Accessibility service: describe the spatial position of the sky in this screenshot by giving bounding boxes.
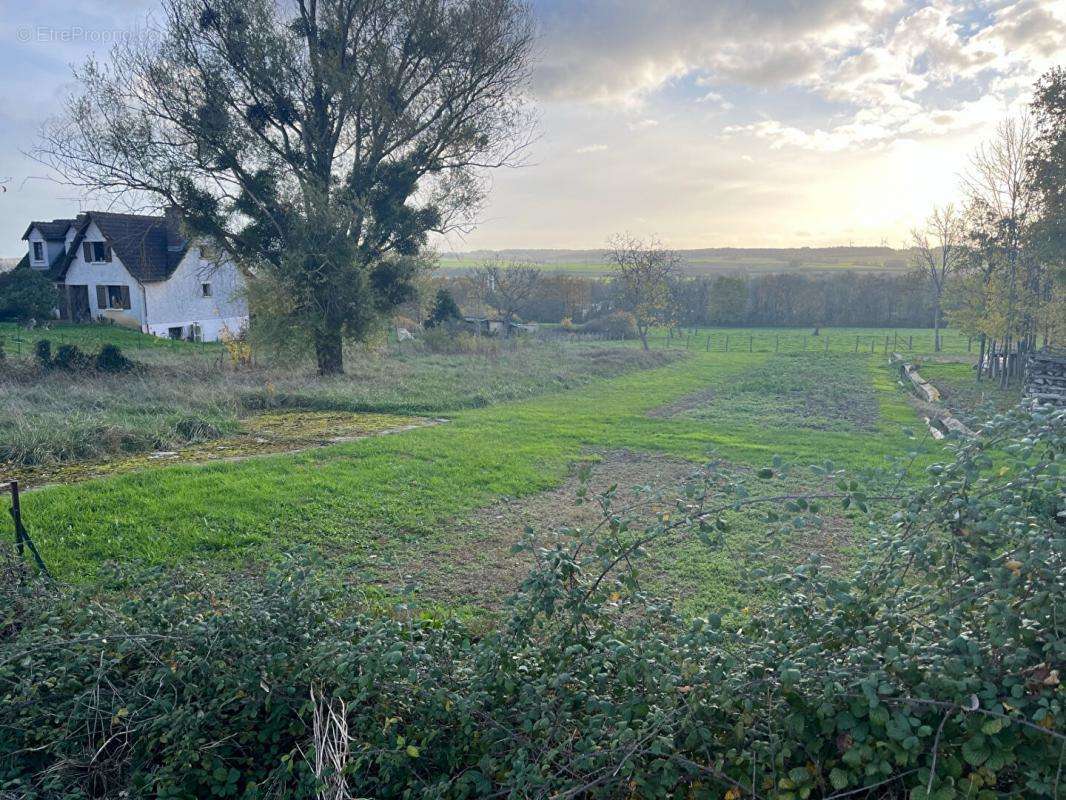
[1,0,1064,256]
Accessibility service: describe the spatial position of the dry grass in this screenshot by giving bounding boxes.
[0,337,676,471]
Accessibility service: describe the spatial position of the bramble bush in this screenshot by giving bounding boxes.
[0,407,1062,798]
[582,310,639,340]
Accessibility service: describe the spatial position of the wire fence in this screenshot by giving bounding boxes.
[0,322,978,372]
[533,327,976,357]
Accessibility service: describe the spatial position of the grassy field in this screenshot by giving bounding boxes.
[2,332,947,612]
[608,325,977,356]
[0,322,675,468]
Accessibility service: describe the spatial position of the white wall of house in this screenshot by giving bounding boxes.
[142,245,248,341]
[63,222,148,323]
[25,228,65,270]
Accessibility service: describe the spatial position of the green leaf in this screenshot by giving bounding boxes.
[829,768,849,791]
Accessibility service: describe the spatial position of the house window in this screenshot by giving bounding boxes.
[168,326,184,340]
[82,241,111,263]
[96,284,131,310]
[32,242,44,263]
[201,282,213,298]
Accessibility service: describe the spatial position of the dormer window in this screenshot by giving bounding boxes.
[83,241,111,263]
[32,242,44,263]
[201,282,213,297]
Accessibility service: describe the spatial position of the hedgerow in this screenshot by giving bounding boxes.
[0,407,1062,798]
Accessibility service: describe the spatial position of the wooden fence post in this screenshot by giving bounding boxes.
[9,480,24,560]
[705,335,711,351]
[4,480,51,578]
[749,335,753,353]
[854,337,859,353]
[725,335,729,352]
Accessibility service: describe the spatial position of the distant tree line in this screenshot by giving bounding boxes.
[406,269,939,331]
[671,271,936,328]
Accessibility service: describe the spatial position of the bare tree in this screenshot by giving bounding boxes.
[471,261,542,332]
[36,0,535,374]
[606,234,679,350]
[962,117,1038,386]
[911,205,963,352]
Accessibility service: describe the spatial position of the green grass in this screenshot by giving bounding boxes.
[665,351,879,432]
[0,321,222,364]
[7,350,938,590]
[0,322,961,616]
[1,325,674,468]
[629,326,977,356]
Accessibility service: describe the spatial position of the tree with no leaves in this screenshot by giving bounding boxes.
[911,205,963,352]
[607,235,679,351]
[961,117,1038,386]
[37,0,535,374]
[471,261,542,332]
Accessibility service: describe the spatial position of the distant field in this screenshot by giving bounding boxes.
[437,246,913,276]
[572,325,977,357]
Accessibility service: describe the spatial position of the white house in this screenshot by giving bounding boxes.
[19,209,248,342]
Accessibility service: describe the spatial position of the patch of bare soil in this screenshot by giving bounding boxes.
[383,451,861,614]
[388,450,700,611]
[646,387,717,418]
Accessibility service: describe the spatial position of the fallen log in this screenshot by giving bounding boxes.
[899,361,975,439]
[900,363,940,403]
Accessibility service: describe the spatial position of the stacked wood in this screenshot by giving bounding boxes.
[1025,353,1066,406]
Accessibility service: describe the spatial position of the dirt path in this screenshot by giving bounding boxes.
[381,450,699,610]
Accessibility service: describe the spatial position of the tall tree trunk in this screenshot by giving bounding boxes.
[933,301,941,353]
[639,327,649,351]
[976,334,986,382]
[1000,335,1012,389]
[314,328,344,376]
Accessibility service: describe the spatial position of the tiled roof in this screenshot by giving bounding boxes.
[21,219,76,241]
[51,211,189,283]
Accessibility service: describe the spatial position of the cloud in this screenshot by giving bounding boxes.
[627,119,659,131]
[705,0,1066,154]
[574,144,609,154]
[531,0,898,105]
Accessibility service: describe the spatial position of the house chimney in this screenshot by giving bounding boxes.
[164,206,186,250]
